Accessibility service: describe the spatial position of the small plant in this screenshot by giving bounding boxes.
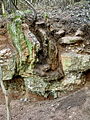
[43,12,49,21]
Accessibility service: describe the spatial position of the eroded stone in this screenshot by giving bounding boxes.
[24,76,50,97]
[60,36,83,44]
[61,52,90,74]
[0,27,17,80]
[75,29,84,36]
[54,29,65,38]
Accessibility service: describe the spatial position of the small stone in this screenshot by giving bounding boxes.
[23,98,28,102]
[72,112,76,115]
[82,44,85,47]
[60,36,83,44]
[54,29,65,38]
[35,21,46,28]
[51,104,54,107]
[67,106,71,110]
[20,98,24,101]
[50,28,56,34]
[61,72,85,87]
[20,97,29,102]
[75,29,84,36]
[69,116,72,119]
[36,21,45,25]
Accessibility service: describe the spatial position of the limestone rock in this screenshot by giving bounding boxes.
[24,76,50,97]
[24,70,63,97]
[60,73,85,89]
[0,6,90,98]
[0,47,16,80]
[8,16,40,77]
[36,21,46,28]
[54,29,65,38]
[61,52,90,74]
[48,72,85,94]
[75,29,84,36]
[0,29,17,80]
[60,36,83,44]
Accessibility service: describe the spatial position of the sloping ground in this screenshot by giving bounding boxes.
[0,82,90,120]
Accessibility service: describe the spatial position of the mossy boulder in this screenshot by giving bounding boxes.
[61,52,90,74]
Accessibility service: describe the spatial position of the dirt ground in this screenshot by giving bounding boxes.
[0,81,90,120]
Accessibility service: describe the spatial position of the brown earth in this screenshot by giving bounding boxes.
[0,81,90,120]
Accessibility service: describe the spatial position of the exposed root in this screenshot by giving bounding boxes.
[0,67,11,120]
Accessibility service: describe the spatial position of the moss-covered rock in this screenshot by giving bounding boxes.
[1,3,90,98]
[24,76,50,97]
[8,11,40,76]
[61,52,90,74]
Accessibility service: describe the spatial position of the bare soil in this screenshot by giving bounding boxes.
[0,82,90,120]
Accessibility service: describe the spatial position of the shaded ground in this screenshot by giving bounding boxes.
[0,82,90,120]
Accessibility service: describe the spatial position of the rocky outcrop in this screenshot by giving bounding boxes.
[61,52,90,74]
[0,2,90,98]
[0,19,17,80]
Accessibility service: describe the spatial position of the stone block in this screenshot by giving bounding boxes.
[60,36,83,44]
[61,52,90,74]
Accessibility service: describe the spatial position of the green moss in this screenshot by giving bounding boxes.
[7,10,36,74]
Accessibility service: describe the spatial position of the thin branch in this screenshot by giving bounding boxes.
[24,0,37,21]
[0,67,11,120]
[11,0,19,10]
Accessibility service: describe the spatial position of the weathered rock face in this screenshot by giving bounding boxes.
[0,1,90,98]
[61,52,90,74]
[60,52,90,90]
[0,11,63,97]
[0,19,17,80]
[24,76,50,97]
[25,1,90,97]
[7,11,40,77]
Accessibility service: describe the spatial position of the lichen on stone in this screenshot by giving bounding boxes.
[7,10,40,76]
